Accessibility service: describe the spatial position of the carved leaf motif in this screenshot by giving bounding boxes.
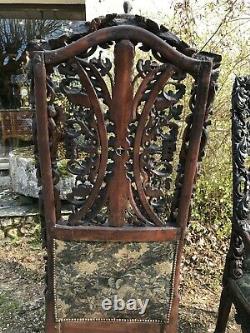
[44,39,214,227]
[229,76,250,279]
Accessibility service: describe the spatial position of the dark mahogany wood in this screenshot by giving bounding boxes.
[53,225,180,242]
[33,52,57,333]
[59,321,165,333]
[45,26,200,75]
[106,40,134,227]
[32,14,221,333]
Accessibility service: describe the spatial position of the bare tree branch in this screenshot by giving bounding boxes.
[199,0,239,52]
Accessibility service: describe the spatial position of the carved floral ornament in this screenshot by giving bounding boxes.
[229,76,250,280]
[32,14,221,228]
[232,76,250,228]
[31,13,223,333]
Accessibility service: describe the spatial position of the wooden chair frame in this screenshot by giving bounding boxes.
[215,76,250,333]
[32,15,221,333]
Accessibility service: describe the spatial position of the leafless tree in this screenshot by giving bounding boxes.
[0,19,66,108]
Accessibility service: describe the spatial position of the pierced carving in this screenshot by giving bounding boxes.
[229,76,250,280]
[49,46,198,227]
[33,15,221,229]
[42,14,221,69]
[32,15,222,333]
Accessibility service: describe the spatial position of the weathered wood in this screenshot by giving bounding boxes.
[59,321,163,333]
[106,40,134,227]
[33,51,57,333]
[53,225,180,242]
[33,14,221,333]
[215,76,250,333]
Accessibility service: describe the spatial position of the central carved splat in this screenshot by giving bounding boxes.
[107,40,134,227]
[55,39,187,227]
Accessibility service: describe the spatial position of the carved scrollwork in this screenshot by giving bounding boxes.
[50,42,197,227]
[232,76,250,224]
[132,66,186,225]
[32,15,221,228]
[169,78,198,223]
[229,76,250,280]
[42,14,221,70]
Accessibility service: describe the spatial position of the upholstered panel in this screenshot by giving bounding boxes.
[230,258,250,315]
[54,240,178,323]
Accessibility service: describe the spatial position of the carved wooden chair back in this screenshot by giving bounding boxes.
[215,76,250,333]
[32,15,220,333]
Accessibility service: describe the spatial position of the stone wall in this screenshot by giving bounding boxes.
[9,148,75,200]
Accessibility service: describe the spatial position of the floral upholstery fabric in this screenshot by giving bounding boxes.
[54,240,177,322]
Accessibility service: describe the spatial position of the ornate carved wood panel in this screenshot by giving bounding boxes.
[215,76,250,333]
[32,14,220,333]
[57,51,188,228]
[230,76,250,280]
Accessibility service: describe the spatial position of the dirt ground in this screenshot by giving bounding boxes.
[0,234,240,333]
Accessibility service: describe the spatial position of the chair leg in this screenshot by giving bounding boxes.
[235,306,250,333]
[164,292,179,333]
[214,287,232,333]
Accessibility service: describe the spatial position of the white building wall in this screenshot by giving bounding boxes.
[86,0,172,22]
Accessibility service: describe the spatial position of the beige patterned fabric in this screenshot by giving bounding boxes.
[54,240,177,323]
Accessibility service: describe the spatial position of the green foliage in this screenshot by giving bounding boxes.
[57,158,70,178]
[162,0,249,238]
[0,291,21,319]
[191,123,234,239]
[192,170,232,239]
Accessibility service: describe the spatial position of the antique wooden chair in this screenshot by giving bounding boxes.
[32,14,220,333]
[215,76,250,333]
[1,110,33,145]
